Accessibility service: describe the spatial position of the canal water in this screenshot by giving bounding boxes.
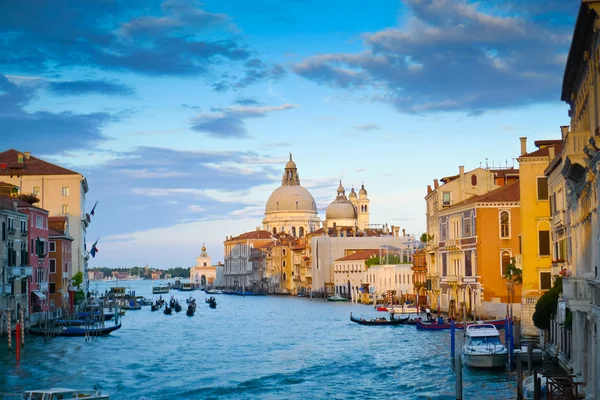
[0,280,517,399]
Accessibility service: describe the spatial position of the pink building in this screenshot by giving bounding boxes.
[16,201,50,314]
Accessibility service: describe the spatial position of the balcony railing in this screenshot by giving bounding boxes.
[40,282,48,292]
[443,275,459,283]
[20,229,28,237]
[552,210,565,227]
[8,266,33,277]
[0,284,12,295]
[7,226,16,234]
[563,277,591,305]
[549,318,572,361]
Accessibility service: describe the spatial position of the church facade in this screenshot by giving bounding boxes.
[190,244,216,287]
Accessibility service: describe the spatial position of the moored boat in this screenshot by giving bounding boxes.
[350,313,407,326]
[416,318,508,331]
[327,295,347,302]
[461,324,508,368]
[24,388,109,399]
[152,285,170,294]
[28,323,122,337]
[205,288,223,294]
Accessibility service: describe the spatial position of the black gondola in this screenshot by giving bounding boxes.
[174,303,182,313]
[208,301,217,309]
[164,306,172,315]
[28,323,122,337]
[186,306,195,316]
[350,313,408,326]
[151,304,160,312]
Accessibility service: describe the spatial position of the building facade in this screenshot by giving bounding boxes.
[190,244,216,287]
[223,230,275,292]
[333,249,379,301]
[365,263,414,300]
[48,216,73,310]
[0,150,89,292]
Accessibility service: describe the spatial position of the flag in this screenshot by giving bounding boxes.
[90,201,99,217]
[90,238,99,258]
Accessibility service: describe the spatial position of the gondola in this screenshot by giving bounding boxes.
[208,301,217,309]
[163,306,172,315]
[28,323,122,337]
[186,306,195,316]
[151,304,160,312]
[350,313,408,326]
[174,303,182,313]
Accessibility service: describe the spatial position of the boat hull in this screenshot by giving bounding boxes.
[416,319,508,331]
[462,352,507,368]
[350,316,408,326]
[29,323,122,337]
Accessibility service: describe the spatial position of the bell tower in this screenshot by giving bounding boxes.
[357,183,370,229]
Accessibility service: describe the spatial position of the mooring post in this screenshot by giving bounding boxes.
[527,343,533,375]
[533,370,540,400]
[508,319,514,369]
[7,311,11,350]
[450,319,455,362]
[15,322,20,362]
[517,359,523,399]
[455,353,463,400]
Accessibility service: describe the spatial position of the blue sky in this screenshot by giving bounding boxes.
[0,0,578,268]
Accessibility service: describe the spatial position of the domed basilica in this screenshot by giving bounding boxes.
[263,154,370,237]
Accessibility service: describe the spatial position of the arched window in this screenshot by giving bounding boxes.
[501,251,511,276]
[291,226,296,237]
[283,272,287,281]
[299,227,304,237]
[500,211,510,238]
[471,175,478,186]
[364,205,367,212]
[272,227,277,235]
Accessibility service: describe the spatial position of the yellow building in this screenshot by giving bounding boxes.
[517,137,562,336]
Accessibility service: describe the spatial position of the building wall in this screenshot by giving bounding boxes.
[476,206,522,304]
[5,174,87,284]
[20,206,49,314]
[262,210,321,237]
[365,264,414,298]
[333,259,368,300]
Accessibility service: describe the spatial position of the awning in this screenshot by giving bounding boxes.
[32,291,46,300]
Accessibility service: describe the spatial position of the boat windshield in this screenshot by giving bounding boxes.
[468,336,502,346]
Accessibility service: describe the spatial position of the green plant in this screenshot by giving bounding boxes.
[365,254,402,268]
[17,193,40,205]
[420,233,434,243]
[532,277,563,330]
[72,271,83,287]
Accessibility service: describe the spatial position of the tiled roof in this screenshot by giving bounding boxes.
[520,142,563,158]
[228,230,273,241]
[48,229,63,237]
[0,149,79,176]
[0,195,46,211]
[335,249,380,262]
[49,216,68,222]
[455,180,520,207]
[489,168,519,176]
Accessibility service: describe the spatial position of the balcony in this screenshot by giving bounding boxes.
[20,229,28,237]
[551,260,566,276]
[39,282,48,292]
[63,272,70,279]
[445,239,461,250]
[8,266,33,278]
[443,275,459,283]
[563,277,591,312]
[7,226,16,235]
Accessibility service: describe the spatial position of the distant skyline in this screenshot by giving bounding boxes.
[0,0,578,268]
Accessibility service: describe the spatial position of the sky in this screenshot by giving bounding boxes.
[0,0,579,269]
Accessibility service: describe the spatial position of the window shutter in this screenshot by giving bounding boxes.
[539,231,550,256]
[537,177,549,200]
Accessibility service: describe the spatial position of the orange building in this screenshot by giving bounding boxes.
[48,216,73,310]
[436,180,522,318]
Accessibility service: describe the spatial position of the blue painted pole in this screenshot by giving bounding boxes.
[451,319,455,360]
[504,318,509,346]
[509,318,514,368]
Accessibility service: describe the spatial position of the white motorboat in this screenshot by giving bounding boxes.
[327,295,347,302]
[24,388,109,399]
[461,323,508,368]
[205,288,223,294]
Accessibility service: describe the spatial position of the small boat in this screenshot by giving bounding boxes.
[152,285,170,294]
[180,282,194,291]
[151,304,160,312]
[205,288,223,295]
[138,297,153,306]
[24,388,109,399]
[461,324,508,368]
[28,324,122,337]
[186,296,195,304]
[174,303,182,313]
[327,295,347,302]
[163,306,172,315]
[350,313,407,326]
[416,318,508,331]
[209,301,217,309]
[186,306,195,316]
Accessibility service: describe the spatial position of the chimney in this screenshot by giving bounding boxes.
[459,166,465,177]
[427,185,432,194]
[520,137,527,156]
[433,179,439,189]
[24,152,30,160]
[17,153,24,163]
[560,126,569,140]
[548,145,555,160]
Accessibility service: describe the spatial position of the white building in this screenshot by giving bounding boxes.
[365,263,414,299]
[333,248,379,300]
[190,244,216,287]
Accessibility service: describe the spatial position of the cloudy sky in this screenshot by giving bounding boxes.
[0,0,578,268]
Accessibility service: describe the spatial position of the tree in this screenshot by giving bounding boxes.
[17,193,40,205]
[72,271,83,287]
[503,257,522,319]
[420,233,434,243]
[365,254,402,268]
[532,277,563,330]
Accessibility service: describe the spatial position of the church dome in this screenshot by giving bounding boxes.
[359,184,367,197]
[349,187,357,199]
[326,198,357,219]
[266,185,317,213]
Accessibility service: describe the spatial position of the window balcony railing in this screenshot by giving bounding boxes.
[7,226,16,234]
[563,277,591,304]
[9,266,33,277]
[20,229,28,237]
[0,284,12,295]
[552,210,565,227]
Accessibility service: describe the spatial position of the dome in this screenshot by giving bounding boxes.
[285,152,297,170]
[349,187,357,199]
[326,198,357,220]
[266,185,317,213]
[359,184,367,197]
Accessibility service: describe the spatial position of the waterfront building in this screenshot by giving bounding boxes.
[0,196,32,326]
[264,237,294,294]
[0,150,90,291]
[542,2,600,395]
[433,180,522,319]
[309,232,418,295]
[365,263,414,300]
[262,154,320,237]
[48,216,73,310]
[412,249,427,303]
[516,138,561,336]
[190,244,216,287]
[333,249,379,301]
[424,165,519,312]
[223,230,275,292]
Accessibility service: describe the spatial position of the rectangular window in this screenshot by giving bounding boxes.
[442,253,447,276]
[31,239,34,254]
[463,213,472,237]
[35,215,44,229]
[49,259,56,273]
[49,282,56,294]
[49,241,56,252]
[62,186,69,196]
[465,252,472,276]
[539,230,551,256]
[33,186,40,196]
[442,192,451,206]
[537,177,549,200]
[540,272,552,290]
[1,222,5,241]
[61,204,69,215]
